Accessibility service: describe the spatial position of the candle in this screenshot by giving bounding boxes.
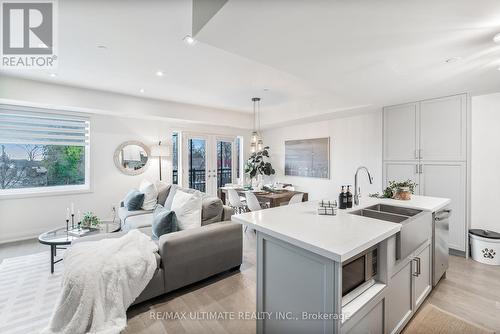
[71,203,75,215]
[66,208,70,220]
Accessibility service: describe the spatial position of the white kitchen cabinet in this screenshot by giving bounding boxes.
[344,299,384,334]
[383,103,419,161]
[384,161,467,252]
[383,94,469,254]
[421,163,467,252]
[386,241,433,334]
[383,162,420,194]
[412,243,432,310]
[386,261,413,334]
[419,94,467,162]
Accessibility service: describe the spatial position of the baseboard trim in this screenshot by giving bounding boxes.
[449,248,466,257]
[0,229,46,245]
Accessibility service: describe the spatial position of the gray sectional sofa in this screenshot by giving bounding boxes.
[118,185,232,232]
[73,183,243,305]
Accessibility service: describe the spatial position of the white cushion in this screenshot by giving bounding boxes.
[171,190,202,230]
[139,180,158,210]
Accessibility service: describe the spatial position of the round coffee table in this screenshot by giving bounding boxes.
[38,221,121,273]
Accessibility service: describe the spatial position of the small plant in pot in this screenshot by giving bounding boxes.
[244,146,276,189]
[81,212,101,229]
[385,180,417,200]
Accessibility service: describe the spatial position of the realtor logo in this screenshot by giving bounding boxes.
[1,0,57,68]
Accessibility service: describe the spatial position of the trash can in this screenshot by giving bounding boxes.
[469,229,500,265]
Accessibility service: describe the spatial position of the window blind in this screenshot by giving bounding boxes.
[0,104,90,146]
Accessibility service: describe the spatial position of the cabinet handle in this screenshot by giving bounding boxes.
[415,165,419,174]
[412,258,419,277]
[419,164,423,174]
[419,149,423,159]
[435,209,452,221]
[416,257,421,276]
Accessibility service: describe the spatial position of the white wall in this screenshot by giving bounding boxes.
[261,111,383,201]
[0,80,250,243]
[471,93,500,232]
[0,76,252,129]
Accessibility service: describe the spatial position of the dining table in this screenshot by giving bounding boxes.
[218,187,308,208]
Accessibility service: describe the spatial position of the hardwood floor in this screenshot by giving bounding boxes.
[0,238,46,262]
[422,255,500,332]
[1,232,499,333]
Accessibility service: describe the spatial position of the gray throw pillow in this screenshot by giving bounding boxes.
[124,190,144,211]
[152,205,178,239]
[201,197,223,225]
[156,181,172,206]
[164,184,179,210]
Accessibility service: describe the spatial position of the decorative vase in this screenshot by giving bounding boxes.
[394,186,412,200]
[251,176,262,191]
[257,174,264,190]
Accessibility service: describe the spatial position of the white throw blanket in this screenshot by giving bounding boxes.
[41,230,158,334]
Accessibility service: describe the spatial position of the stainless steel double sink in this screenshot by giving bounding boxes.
[350,204,431,260]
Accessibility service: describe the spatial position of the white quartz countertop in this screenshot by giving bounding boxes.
[231,195,450,262]
[360,195,450,213]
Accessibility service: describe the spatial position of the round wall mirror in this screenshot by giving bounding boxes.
[114,141,150,175]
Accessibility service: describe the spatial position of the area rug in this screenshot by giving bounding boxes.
[0,252,63,334]
[403,303,495,334]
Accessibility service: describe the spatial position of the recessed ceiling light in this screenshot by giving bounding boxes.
[497,66,500,71]
[493,33,500,43]
[49,73,57,77]
[155,70,164,77]
[445,57,461,63]
[139,88,145,93]
[183,35,195,45]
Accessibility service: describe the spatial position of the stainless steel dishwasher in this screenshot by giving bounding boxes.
[433,207,452,286]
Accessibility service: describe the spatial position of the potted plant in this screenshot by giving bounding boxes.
[81,212,101,229]
[385,180,417,200]
[244,146,276,190]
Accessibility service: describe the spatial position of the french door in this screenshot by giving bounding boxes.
[182,133,237,196]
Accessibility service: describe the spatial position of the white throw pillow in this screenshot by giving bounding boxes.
[139,180,158,210]
[171,190,202,230]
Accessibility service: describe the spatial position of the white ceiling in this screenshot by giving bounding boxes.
[3,0,500,127]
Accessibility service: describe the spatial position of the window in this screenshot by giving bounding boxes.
[0,105,90,196]
[217,140,232,188]
[172,132,179,184]
[188,138,206,192]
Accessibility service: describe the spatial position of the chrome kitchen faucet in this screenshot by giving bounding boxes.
[354,166,373,206]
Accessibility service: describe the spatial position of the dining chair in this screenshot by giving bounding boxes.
[245,192,265,232]
[288,193,304,205]
[246,192,263,212]
[227,188,247,214]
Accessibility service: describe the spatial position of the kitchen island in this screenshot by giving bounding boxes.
[232,195,450,334]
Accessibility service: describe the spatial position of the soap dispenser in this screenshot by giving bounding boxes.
[339,186,347,209]
[346,185,353,208]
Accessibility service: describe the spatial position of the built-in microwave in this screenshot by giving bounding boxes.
[341,245,378,306]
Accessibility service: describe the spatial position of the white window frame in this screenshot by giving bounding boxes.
[0,104,91,199]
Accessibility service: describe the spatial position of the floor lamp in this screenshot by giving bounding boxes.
[150,141,170,181]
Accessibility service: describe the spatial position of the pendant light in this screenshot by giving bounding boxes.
[251,97,264,153]
[251,97,261,153]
